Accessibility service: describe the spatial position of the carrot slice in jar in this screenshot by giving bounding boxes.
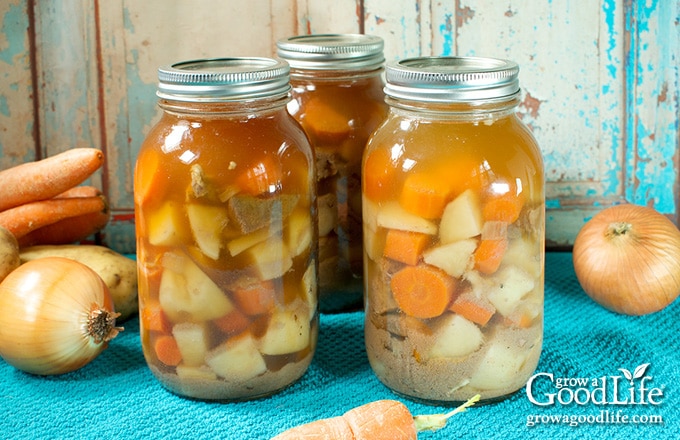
[364,147,399,202]
[398,172,451,219]
[383,229,431,266]
[390,264,455,319]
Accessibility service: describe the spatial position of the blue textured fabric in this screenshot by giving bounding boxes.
[1,252,678,439]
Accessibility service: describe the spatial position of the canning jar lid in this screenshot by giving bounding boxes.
[156,57,291,102]
[384,56,520,102]
[276,34,385,70]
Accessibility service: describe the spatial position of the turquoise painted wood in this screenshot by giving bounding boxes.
[1,0,678,253]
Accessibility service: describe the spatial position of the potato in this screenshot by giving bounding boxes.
[0,226,20,283]
[20,244,138,321]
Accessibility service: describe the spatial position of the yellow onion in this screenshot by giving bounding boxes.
[0,257,122,375]
[572,204,680,315]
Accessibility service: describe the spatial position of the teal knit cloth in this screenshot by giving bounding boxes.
[1,252,678,439]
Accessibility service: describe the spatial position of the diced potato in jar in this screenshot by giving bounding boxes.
[176,364,218,381]
[172,322,209,367]
[159,251,234,322]
[429,313,484,359]
[285,209,312,258]
[376,202,438,235]
[205,333,267,382]
[503,235,543,278]
[486,265,535,316]
[423,238,477,278]
[439,189,483,244]
[301,263,318,311]
[258,308,311,356]
[227,226,281,257]
[186,204,229,260]
[148,201,188,246]
[468,338,535,390]
[246,238,293,281]
[317,193,338,237]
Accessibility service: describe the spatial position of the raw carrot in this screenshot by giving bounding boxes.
[17,209,110,247]
[390,264,456,319]
[449,291,496,326]
[473,238,508,275]
[482,191,524,223]
[383,229,431,266]
[153,334,182,366]
[0,195,107,240]
[141,300,171,334]
[0,148,104,212]
[230,279,276,316]
[398,172,451,219]
[363,147,399,203]
[54,185,102,198]
[271,395,480,440]
[213,309,251,335]
[236,155,283,196]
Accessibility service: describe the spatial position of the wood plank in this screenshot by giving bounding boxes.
[0,0,38,168]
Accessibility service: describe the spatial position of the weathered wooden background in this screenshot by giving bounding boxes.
[1,0,678,254]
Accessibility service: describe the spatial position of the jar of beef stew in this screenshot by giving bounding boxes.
[277,34,388,311]
[134,58,317,400]
[362,56,544,404]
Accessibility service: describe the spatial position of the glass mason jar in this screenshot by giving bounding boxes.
[277,34,388,312]
[134,58,318,401]
[362,56,544,404]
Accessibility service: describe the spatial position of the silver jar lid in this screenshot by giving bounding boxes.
[384,56,520,102]
[156,57,291,102]
[276,34,385,70]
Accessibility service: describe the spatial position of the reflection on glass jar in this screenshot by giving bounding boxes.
[362,56,545,404]
[134,58,317,401]
[277,34,388,312]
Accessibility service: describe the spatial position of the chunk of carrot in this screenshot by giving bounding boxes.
[213,309,251,335]
[141,300,171,334]
[231,279,276,316]
[398,172,451,219]
[383,229,431,266]
[363,147,399,203]
[236,155,283,196]
[449,291,496,326]
[134,148,164,205]
[302,96,352,141]
[391,264,455,319]
[432,157,484,200]
[153,334,182,366]
[482,191,524,223]
[473,238,508,275]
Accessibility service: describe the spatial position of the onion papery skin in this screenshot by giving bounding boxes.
[572,204,680,315]
[0,257,120,375]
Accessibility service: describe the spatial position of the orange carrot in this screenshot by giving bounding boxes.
[0,195,107,240]
[363,147,399,203]
[432,157,483,199]
[449,291,496,326]
[54,185,102,199]
[271,395,480,440]
[213,309,251,335]
[383,229,431,266]
[482,191,524,223]
[231,279,276,316]
[473,238,508,275]
[399,172,451,219]
[17,209,110,247]
[141,300,171,334]
[0,148,104,212]
[302,96,352,141]
[153,334,182,366]
[390,264,456,319]
[134,148,163,205]
[236,156,283,196]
